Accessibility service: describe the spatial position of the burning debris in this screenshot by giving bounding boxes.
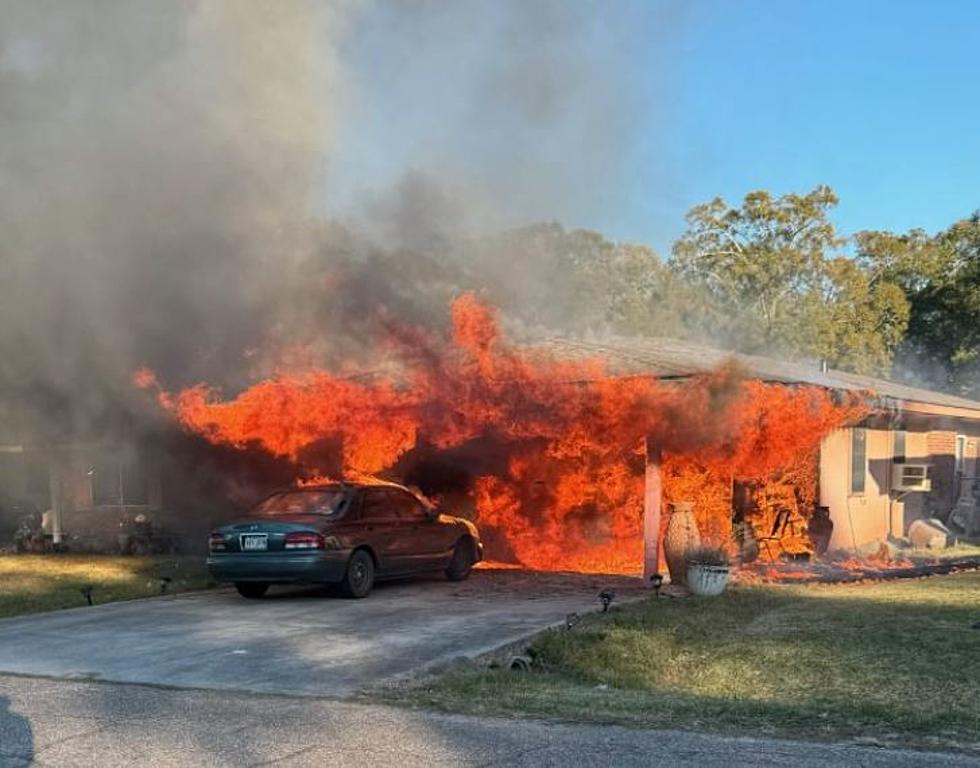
[138,295,867,574]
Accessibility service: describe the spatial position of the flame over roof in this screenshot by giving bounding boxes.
[535,336,980,420]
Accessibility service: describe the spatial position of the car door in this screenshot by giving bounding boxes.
[387,489,451,571]
[357,488,407,576]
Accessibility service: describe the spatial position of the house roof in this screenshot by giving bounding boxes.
[537,336,980,419]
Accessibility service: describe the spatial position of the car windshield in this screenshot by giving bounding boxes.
[253,490,349,517]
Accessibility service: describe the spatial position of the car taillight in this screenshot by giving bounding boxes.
[208,533,227,552]
[284,532,325,550]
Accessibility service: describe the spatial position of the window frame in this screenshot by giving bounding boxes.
[955,434,967,477]
[252,489,349,517]
[893,430,906,464]
[386,489,428,523]
[850,428,867,496]
[358,488,397,523]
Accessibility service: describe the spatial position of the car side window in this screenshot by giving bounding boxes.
[386,490,428,523]
[360,489,394,522]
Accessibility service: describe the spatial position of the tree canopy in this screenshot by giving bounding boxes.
[858,214,980,397]
[669,186,909,375]
[444,188,973,395]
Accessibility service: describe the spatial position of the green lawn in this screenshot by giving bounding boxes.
[0,554,212,618]
[909,542,980,562]
[385,571,980,754]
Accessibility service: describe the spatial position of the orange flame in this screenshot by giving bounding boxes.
[145,294,868,573]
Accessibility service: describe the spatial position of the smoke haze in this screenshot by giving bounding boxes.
[0,0,666,438]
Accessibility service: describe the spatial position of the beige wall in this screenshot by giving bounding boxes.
[820,425,980,551]
[820,428,917,551]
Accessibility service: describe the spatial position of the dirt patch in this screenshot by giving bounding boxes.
[458,566,648,600]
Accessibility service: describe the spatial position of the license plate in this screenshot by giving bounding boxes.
[240,534,268,551]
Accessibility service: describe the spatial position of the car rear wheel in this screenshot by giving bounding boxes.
[235,582,269,599]
[340,549,375,598]
[445,539,474,581]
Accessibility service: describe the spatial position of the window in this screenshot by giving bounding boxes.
[893,430,906,464]
[955,434,967,476]
[850,428,867,495]
[359,488,394,522]
[386,489,427,522]
[253,490,348,517]
[91,450,148,506]
[121,455,148,505]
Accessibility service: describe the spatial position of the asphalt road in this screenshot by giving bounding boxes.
[1,675,977,768]
[0,570,645,696]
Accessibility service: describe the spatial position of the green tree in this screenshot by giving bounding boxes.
[819,257,910,374]
[861,215,980,396]
[671,186,909,375]
[465,223,704,338]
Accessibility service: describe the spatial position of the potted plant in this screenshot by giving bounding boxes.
[686,545,731,596]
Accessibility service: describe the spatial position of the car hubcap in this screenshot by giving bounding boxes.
[352,561,367,586]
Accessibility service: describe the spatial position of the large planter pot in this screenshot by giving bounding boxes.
[663,501,701,587]
[687,563,731,596]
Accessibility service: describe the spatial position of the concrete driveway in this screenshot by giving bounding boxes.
[0,569,643,697]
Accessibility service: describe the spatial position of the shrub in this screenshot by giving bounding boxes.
[686,545,729,567]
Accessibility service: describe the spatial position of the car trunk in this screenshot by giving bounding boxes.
[218,516,329,552]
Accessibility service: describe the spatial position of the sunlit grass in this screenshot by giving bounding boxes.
[909,542,980,561]
[0,554,212,618]
[387,571,980,753]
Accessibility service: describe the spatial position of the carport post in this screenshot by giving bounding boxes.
[48,454,63,545]
[643,437,662,584]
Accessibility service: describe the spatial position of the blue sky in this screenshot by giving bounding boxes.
[329,1,980,256]
[624,0,980,253]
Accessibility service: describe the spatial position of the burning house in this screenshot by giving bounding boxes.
[541,336,980,563]
[5,2,973,579]
[121,295,976,574]
[4,296,977,570]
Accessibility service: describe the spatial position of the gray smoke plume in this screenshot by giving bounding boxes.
[0,0,336,435]
[334,1,654,248]
[0,0,667,439]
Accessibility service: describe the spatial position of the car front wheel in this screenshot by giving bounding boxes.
[235,582,269,599]
[340,549,375,598]
[445,539,474,581]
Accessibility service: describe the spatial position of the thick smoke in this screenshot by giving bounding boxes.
[0,0,335,438]
[0,0,663,440]
[335,1,652,248]
[0,1,685,553]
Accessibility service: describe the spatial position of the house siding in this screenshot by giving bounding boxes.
[821,428,897,550]
[821,425,980,551]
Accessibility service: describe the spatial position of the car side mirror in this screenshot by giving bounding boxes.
[425,506,439,521]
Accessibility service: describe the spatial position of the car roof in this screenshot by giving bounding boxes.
[287,481,418,496]
[259,482,435,511]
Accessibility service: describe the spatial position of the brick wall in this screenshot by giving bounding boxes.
[927,431,958,519]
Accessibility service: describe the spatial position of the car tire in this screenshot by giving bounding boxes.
[340,549,375,598]
[235,582,269,599]
[445,539,474,581]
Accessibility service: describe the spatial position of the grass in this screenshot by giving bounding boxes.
[385,571,980,754]
[908,542,980,562]
[0,554,212,618]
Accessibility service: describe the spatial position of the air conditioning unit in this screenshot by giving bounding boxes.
[892,463,932,492]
